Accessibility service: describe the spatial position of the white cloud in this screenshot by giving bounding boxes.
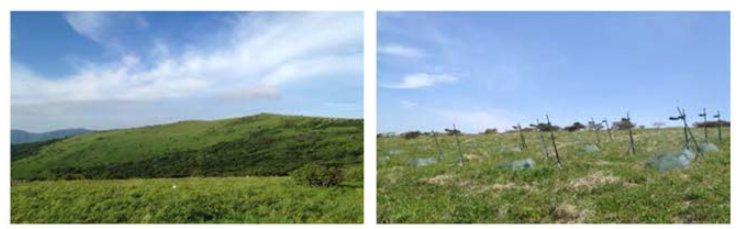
[64,12,148,50]
[378,44,425,58]
[382,73,457,89]
[13,12,363,106]
[222,84,280,100]
[399,100,417,109]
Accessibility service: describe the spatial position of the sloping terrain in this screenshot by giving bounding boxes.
[11,113,363,180]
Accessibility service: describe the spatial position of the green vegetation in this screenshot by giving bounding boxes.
[378,128,729,223]
[12,177,362,223]
[11,113,362,180]
[11,113,363,223]
[291,164,345,187]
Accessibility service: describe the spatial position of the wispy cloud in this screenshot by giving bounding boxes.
[64,12,148,51]
[382,73,457,89]
[378,44,425,58]
[14,12,362,105]
[399,100,417,109]
[221,84,280,100]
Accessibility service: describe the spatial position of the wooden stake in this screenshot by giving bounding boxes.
[699,108,708,143]
[432,130,443,161]
[536,119,550,160]
[625,112,637,155]
[453,123,464,167]
[714,111,722,142]
[603,118,613,141]
[517,123,527,150]
[671,107,703,159]
[680,108,703,158]
[546,114,562,170]
[591,117,601,145]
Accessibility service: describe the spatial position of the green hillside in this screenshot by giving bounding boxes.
[11,113,363,180]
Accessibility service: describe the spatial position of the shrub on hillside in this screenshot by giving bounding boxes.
[694,120,731,128]
[344,166,363,183]
[291,164,344,187]
[63,173,86,181]
[564,122,585,132]
[530,123,560,132]
[444,128,461,136]
[484,128,498,134]
[401,131,422,140]
[613,119,636,130]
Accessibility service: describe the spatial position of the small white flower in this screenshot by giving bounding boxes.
[172,185,177,189]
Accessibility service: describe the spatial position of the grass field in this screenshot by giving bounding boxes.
[377,127,730,223]
[11,113,363,223]
[12,177,362,223]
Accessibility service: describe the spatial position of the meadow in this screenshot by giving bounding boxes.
[11,113,363,223]
[377,127,730,223]
[12,176,362,223]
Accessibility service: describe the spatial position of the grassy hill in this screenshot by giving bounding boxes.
[378,127,729,223]
[11,113,363,180]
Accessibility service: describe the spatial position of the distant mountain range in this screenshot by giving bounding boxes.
[11,128,93,144]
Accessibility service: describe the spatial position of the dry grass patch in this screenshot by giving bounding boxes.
[554,202,591,223]
[424,174,456,185]
[565,171,620,191]
[464,154,484,162]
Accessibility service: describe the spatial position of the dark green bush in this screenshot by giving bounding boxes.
[63,173,86,180]
[344,166,363,183]
[291,164,344,187]
[401,131,422,140]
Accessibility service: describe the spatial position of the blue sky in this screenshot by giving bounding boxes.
[377,12,730,134]
[11,12,363,132]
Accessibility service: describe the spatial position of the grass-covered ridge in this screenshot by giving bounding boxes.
[11,113,363,180]
[377,127,729,223]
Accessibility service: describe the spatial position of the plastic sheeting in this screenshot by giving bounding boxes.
[581,144,600,152]
[645,149,695,172]
[498,146,522,154]
[410,157,436,167]
[500,158,535,170]
[699,142,719,152]
[387,149,404,155]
